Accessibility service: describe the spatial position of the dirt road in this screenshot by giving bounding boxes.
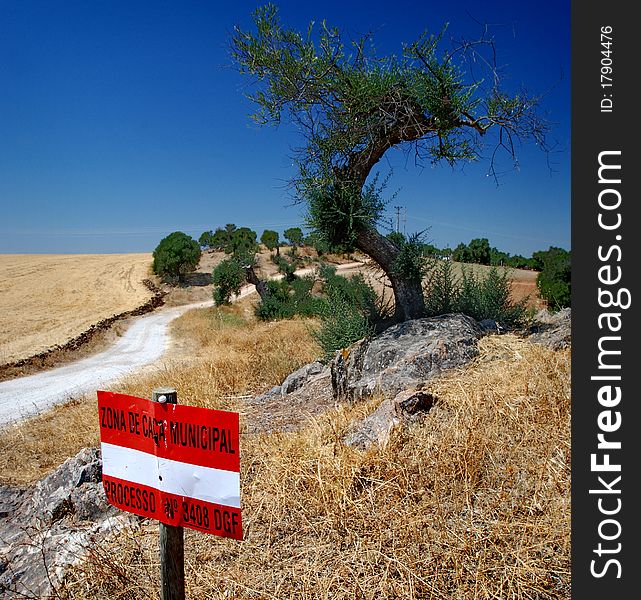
[0,263,365,427]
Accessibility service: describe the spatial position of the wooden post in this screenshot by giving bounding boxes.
[152,387,185,600]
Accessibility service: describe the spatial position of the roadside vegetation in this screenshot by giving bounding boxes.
[57,324,570,599]
[0,299,319,485]
[0,259,570,599]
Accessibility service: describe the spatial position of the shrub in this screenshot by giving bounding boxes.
[152,232,201,282]
[424,259,460,316]
[459,266,527,326]
[312,265,379,360]
[312,294,374,362]
[424,262,527,327]
[212,258,246,305]
[254,262,380,360]
[534,247,571,310]
[254,276,321,320]
[391,233,429,285]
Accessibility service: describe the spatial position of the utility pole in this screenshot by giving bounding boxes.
[394,206,402,233]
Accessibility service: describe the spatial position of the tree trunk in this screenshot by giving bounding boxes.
[243,265,269,300]
[355,226,425,322]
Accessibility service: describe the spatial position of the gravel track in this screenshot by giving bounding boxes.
[0,263,364,427]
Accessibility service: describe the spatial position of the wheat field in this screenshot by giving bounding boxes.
[0,254,153,364]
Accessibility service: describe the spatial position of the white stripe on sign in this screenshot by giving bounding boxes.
[101,442,241,508]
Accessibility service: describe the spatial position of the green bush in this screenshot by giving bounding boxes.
[254,276,321,320]
[533,247,571,310]
[212,258,246,305]
[312,265,379,360]
[424,261,527,327]
[460,267,527,325]
[313,294,374,362]
[424,259,460,316]
[152,231,201,282]
[254,262,380,360]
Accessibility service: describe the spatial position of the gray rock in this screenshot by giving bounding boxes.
[527,308,571,349]
[280,361,327,396]
[0,447,130,599]
[478,319,506,334]
[343,390,437,450]
[252,385,282,403]
[331,314,483,402]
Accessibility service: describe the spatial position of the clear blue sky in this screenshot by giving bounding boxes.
[0,0,570,257]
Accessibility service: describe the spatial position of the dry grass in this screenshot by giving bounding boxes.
[0,300,320,485]
[56,328,570,599]
[0,253,153,364]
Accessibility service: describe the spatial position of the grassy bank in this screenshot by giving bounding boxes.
[62,328,569,598]
[0,300,320,485]
[1,298,570,598]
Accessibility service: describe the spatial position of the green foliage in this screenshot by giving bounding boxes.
[312,296,374,362]
[199,230,215,249]
[391,232,428,284]
[460,267,527,325]
[152,232,201,282]
[253,260,379,360]
[534,247,571,310]
[452,238,490,265]
[283,227,304,247]
[232,6,549,320]
[254,276,321,321]
[424,261,527,326]
[424,259,460,316]
[226,227,258,257]
[261,229,280,253]
[452,242,472,263]
[304,176,386,250]
[209,228,229,251]
[271,254,299,281]
[467,238,491,265]
[312,265,379,360]
[212,258,246,305]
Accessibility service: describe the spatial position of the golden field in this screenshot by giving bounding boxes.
[0,253,153,364]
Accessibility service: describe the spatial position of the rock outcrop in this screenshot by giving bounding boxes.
[343,389,438,450]
[526,308,571,349]
[0,448,131,599]
[330,313,483,402]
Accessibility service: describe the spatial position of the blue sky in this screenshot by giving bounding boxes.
[0,0,570,256]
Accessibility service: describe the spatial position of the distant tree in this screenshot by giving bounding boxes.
[506,254,535,269]
[198,230,215,250]
[490,247,510,266]
[533,247,571,309]
[283,227,304,248]
[212,258,246,305]
[206,228,226,251]
[152,232,201,282]
[452,242,472,263]
[423,243,441,258]
[261,229,280,255]
[226,227,258,258]
[467,238,491,265]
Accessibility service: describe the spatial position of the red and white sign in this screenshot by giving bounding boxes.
[97,391,242,540]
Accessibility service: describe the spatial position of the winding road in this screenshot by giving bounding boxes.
[0,263,366,427]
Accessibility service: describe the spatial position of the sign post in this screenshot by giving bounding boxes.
[97,388,242,598]
[152,387,184,600]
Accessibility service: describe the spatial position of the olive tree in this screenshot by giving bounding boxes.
[231,5,549,321]
[152,231,201,282]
